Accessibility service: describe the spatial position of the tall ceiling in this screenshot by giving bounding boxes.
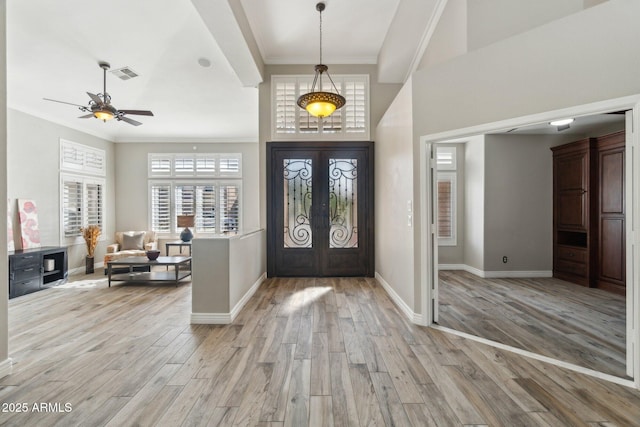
[8,0,439,143]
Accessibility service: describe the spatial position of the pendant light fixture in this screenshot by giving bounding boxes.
[297,2,346,118]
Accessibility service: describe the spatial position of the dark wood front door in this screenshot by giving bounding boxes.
[267,141,374,277]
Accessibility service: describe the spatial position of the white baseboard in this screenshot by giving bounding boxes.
[229,273,266,321]
[438,264,552,278]
[375,272,416,323]
[190,312,232,324]
[0,358,13,379]
[191,273,266,325]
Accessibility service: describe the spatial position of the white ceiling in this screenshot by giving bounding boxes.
[7,0,427,143]
[240,0,400,64]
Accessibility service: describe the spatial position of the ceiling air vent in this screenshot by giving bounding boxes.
[110,67,139,81]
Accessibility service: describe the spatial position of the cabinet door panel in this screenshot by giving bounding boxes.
[557,192,587,230]
[556,155,587,190]
[601,149,624,214]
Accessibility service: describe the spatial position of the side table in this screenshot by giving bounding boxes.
[165,241,192,256]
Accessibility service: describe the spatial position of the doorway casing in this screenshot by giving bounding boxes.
[419,94,640,389]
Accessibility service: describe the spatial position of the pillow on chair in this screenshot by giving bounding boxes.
[121,232,145,250]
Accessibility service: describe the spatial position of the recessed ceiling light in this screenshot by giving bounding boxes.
[550,118,574,126]
[198,58,212,68]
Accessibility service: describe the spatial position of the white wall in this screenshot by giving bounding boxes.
[483,135,555,272]
[412,0,640,137]
[417,0,467,71]
[467,0,586,51]
[375,81,415,310]
[406,0,639,319]
[463,136,485,271]
[7,109,115,271]
[113,141,260,235]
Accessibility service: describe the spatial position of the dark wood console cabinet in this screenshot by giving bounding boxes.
[9,246,68,299]
[551,131,625,294]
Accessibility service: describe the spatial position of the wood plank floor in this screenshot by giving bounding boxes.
[1,272,639,426]
[438,270,627,378]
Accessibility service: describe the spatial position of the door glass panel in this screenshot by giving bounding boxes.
[283,159,313,248]
[329,159,358,248]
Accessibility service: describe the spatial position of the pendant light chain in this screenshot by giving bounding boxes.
[296,2,346,118]
[319,5,323,66]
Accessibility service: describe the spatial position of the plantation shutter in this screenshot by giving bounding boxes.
[63,179,83,237]
[275,81,296,134]
[437,180,453,238]
[344,79,366,134]
[149,155,172,177]
[60,140,105,175]
[196,155,216,176]
[219,156,241,177]
[150,184,171,233]
[219,184,240,233]
[85,181,103,227]
[84,150,105,175]
[61,143,84,171]
[272,75,368,139]
[174,156,195,176]
[196,185,216,232]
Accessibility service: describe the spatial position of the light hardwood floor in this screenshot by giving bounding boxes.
[1,272,640,426]
[438,270,627,379]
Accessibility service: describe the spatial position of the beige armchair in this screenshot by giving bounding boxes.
[103,231,157,266]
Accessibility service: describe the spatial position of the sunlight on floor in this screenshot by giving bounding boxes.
[278,285,332,316]
[56,277,108,289]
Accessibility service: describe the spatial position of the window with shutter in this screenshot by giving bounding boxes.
[60,140,106,242]
[148,154,242,234]
[196,185,216,232]
[63,179,83,237]
[60,139,105,176]
[150,183,171,233]
[196,155,216,176]
[61,174,105,239]
[275,81,296,134]
[272,75,369,140]
[85,181,103,227]
[149,155,172,177]
[219,184,240,233]
[436,146,457,246]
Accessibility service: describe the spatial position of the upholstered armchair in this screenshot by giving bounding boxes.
[103,231,157,267]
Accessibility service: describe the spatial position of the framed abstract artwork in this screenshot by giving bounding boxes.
[18,199,41,249]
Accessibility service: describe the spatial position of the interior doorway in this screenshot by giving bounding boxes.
[266,141,374,277]
[421,100,639,388]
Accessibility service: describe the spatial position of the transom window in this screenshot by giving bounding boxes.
[148,154,242,234]
[271,74,369,140]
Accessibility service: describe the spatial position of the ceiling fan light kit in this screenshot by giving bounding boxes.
[296,2,346,119]
[43,61,154,126]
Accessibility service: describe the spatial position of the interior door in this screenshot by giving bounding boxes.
[267,142,374,277]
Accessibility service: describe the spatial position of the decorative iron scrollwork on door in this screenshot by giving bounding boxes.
[283,159,313,248]
[329,159,358,248]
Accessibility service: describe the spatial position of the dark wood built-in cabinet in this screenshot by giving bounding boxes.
[9,246,68,299]
[552,131,625,294]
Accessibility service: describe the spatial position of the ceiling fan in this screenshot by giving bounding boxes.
[43,61,154,126]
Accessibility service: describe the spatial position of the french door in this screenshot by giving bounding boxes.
[267,141,374,277]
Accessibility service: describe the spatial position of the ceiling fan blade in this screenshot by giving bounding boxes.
[87,92,103,105]
[119,116,142,126]
[78,114,94,119]
[43,98,86,108]
[119,109,154,116]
